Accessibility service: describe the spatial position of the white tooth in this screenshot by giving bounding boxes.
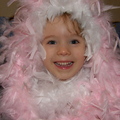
[59,62,72,66]
[61,63,66,66]
[54,62,73,66]
[61,63,64,65]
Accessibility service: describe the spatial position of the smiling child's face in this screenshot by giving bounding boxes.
[42,14,86,81]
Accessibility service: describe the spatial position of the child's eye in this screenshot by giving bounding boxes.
[70,39,79,44]
[47,40,56,44]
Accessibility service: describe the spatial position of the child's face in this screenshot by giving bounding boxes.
[42,16,86,81]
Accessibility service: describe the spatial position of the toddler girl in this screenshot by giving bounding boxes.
[0,0,120,120]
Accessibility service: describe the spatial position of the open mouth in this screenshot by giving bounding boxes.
[54,62,74,67]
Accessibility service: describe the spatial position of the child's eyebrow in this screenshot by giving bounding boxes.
[43,35,56,40]
[69,34,83,38]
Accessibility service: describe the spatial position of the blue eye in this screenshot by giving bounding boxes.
[47,40,56,44]
[70,40,79,44]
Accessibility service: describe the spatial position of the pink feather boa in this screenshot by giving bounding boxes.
[0,0,120,120]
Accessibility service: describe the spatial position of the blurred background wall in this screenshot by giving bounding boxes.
[0,0,120,21]
[0,0,18,18]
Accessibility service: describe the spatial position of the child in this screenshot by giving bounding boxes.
[0,0,120,120]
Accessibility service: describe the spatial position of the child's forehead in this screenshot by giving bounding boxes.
[44,17,77,34]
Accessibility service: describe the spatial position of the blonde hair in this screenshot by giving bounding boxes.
[48,12,82,35]
[61,13,82,35]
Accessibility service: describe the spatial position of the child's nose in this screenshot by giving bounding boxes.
[57,45,71,56]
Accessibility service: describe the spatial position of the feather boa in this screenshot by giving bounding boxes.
[0,0,120,120]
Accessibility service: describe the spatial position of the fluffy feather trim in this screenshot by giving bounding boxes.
[0,0,120,120]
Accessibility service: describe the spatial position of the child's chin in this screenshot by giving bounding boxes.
[59,78,68,81]
[57,76,72,81]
